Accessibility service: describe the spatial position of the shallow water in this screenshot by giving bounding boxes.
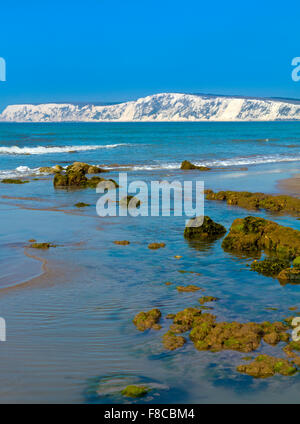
[0,122,300,403]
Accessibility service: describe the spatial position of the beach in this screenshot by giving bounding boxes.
[1,121,300,403]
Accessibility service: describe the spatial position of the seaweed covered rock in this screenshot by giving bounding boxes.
[250,257,290,277]
[191,321,264,353]
[277,268,300,284]
[222,216,300,259]
[39,166,61,174]
[260,321,290,345]
[184,216,226,240]
[189,314,290,352]
[172,307,203,330]
[198,296,219,305]
[29,242,56,249]
[293,257,300,269]
[121,385,149,398]
[1,179,29,184]
[148,242,166,250]
[176,285,201,292]
[205,189,300,216]
[133,309,161,331]
[74,202,90,208]
[87,176,116,189]
[120,195,141,208]
[87,165,106,174]
[114,240,130,245]
[162,331,186,350]
[237,355,297,378]
[181,160,211,171]
[54,169,88,188]
[54,166,117,189]
[283,340,300,358]
[66,162,108,174]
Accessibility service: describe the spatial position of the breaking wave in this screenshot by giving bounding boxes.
[120,154,300,171]
[0,144,130,155]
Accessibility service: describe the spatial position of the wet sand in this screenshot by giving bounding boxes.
[278,173,300,197]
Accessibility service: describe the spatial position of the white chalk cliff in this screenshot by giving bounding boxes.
[1,93,300,122]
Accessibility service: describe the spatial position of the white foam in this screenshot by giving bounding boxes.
[116,154,300,171]
[0,166,41,179]
[1,154,300,180]
[0,144,129,155]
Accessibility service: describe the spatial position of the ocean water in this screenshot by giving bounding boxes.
[0,122,300,403]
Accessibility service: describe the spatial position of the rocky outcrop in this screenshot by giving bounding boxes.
[133,309,162,331]
[181,160,211,171]
[184,216,226,240]
[222,216,300,259]
[237,355,297,378]
[53,162,117,189]
[205,189,300,216]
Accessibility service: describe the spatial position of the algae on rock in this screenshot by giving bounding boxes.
[184,216,226,240]
[133,309,161,331]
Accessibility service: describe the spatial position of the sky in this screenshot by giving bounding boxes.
[0,0,300,109]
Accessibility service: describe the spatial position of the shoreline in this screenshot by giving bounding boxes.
[277,173,300,197]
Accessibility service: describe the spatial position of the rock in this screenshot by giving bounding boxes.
[172,307,203,331]
[189,313,291,353]
[133,309,161,331]
[169,323,191,333]
[277,268,300,284]
[1,179,29,184]
[148,242,166,249]
[293,256,300,269]
[198,296,219,305]
[53,169,88,188]
[177,285,202,292]
[39,165,63,174]
[39,166,57,174]
[193,321,263,352]
[28,239,36,242]
[66,162,89,173]
[114,240,130,245]
[162,331,186,350]
[29,242,56,249]
[121,385,149,398]
[237,355,297,378]
[181,160,211,171]
[66,162,108,174]
[260,321,289,345]
[222,216,300,259]
[250,257,290,277]
[53,168,117,189]
[165,282,172,286]
[120,195,141,208]
[283,340,300,358]
[86,176,107,188]
[178,270,201,275]
[205,189,300,216]
[174,255,182,259]
[284,316,297,327]
[184,216,226,240]
[74,202,90,208]
[166,314,176,319]
[87,165,107,174]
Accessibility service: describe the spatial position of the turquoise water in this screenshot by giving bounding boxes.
[0,122,300,403]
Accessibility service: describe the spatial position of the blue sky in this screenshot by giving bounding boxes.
[0,0,300,109]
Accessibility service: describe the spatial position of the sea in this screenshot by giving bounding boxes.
[0,121,300,403]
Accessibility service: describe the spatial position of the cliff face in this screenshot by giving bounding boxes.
[1,93,300,122]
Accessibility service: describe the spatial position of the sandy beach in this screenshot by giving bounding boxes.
[278,173,300,197]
